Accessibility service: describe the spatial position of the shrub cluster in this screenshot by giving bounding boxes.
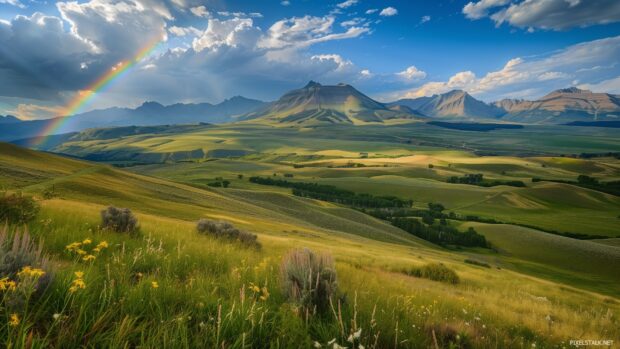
[101,206,139,235]
[464,259,491,268]
[0,192,39,225]
[401,263,460,284]
[196,219,259,248]
[280,248,337,314]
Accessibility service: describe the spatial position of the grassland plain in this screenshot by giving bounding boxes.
[1,141,620,347]
[41,122,620,237]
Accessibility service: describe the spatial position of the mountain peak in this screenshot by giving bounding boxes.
[552,87,591,94]
[304,80,322,88]
[139,101,165,109]
[243,81,422,125]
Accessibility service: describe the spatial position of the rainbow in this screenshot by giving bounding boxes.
[31,36,161,146]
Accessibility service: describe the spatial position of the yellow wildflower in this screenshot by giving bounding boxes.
[65,242,82,251]
[69,278,86,293]
[17,266,46,278]
[82,255,96,262]
[248,282,260,293]
[8,313,20,327]
[74,271,84,278]
[96,241,109,249]
[0,277,17,291]
[82,238,92,245]
[76,249,87,255]
[151,281,159,289]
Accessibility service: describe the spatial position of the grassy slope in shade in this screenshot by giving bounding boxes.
[0,142,619,347]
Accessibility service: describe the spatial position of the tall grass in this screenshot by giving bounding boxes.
[0,203,616,348]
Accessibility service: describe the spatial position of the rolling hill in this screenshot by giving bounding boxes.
[242,81,424,125]
[0,96,267,142]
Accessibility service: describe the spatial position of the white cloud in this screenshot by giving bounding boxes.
[341,17,365,27]
[192,18,260,52]
[403,36,620,100]
[259,15,369,50]
[311,54,352,71]
[462,0,509,19]
[0,0,24,8]
[190,6,209,18]
[420,15,431,24]
[538,71,572,81]
[464,0,620,30]
[169,25,201,37]
[380,7,398,16]
[396,66,427,81]
[579,75,620,94]
[360,69,372,78]
[281,1,290,5]
[217,11,263,18]
[365,9,378,14]
[57,0,169,59]
[337,0,358,9]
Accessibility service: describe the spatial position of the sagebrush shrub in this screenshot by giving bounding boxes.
[0,192,39,225]
[402,263,460,284]
[280,248,337,314]
[196,219,259,248]
[0,225,52,308]
[101,206,139,234]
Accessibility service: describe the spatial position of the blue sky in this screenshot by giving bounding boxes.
[1,0,620,119]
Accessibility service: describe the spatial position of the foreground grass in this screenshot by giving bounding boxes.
[1,200,618,348]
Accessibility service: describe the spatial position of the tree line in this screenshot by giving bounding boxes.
[249,176,412,208]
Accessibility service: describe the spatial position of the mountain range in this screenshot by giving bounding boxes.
[390,87,620,123]
[3,83,620,142]
[0,96,266,141]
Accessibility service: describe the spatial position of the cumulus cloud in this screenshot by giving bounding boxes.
[192,18,260,52]
[0,12,97,99]
[396,66,427,81]
[337,0,358,9]
[311,54,353,71]
[365,9,378,14]
[259,15,369,50]
[403,36,620,100]
[57,0,169,59]
[190,5,209,17]
[462,0,509,19]
[464,0,620,30]
[380,7,398,16]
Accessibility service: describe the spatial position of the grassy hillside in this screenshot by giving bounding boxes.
[459,222,620,295]
[1,142,619,347]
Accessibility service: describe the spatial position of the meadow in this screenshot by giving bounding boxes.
[2,120,620,348]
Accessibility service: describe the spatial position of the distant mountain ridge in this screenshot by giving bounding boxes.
[388,90,503,119]
[493,87,620,123]
[242,81,424,125]
[0,96,267,141]
[389,87,620,124]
